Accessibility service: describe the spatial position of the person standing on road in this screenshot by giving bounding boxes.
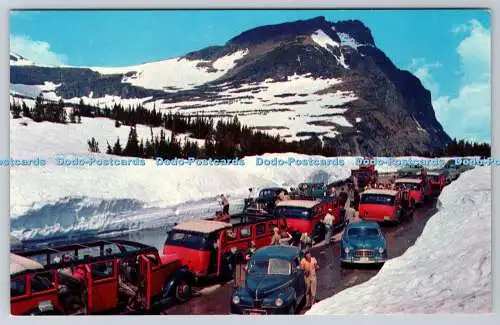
[300,250,319,307]
[300,232,313,251]
[279,226,293,246]
[219,194,230,215]
[322,208,334,246]
[328,186,337,198]
[353,189,360,211]
[345,202,360,224]
[271,227,281,245]
[245,241,257,261]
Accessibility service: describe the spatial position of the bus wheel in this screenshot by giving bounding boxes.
[174,278,192,303]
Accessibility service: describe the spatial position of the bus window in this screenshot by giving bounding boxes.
[226,229,237,242]
[11,276,26,297]
[91,262,114,280]
[255,224,266,236]
[240,227,251,239]
[31,271,55,293]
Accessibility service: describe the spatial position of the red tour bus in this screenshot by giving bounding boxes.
[11,253,64,315]
[12,240,194,315]
[359,189,413,224]
[163,213,287,280]
[394,178,427,206]
[423,171,446,195]
[274,197,344,243]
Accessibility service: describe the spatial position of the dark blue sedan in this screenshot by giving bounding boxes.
[340,221,387,265]
[230,246,306,314]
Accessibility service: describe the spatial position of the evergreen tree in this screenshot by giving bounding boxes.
[112,138,123,155]
[22,102,31,119]
[123,126,140,157]
[69,108,77,123]
[106,141,113,154]
[11,102,22,119]
[87,137,100,153]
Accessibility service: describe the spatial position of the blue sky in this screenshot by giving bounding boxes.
[9,10,491,142]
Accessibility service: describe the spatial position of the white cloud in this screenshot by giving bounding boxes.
[433,19,491,143]
[10,35,67,66]
[408,58,442,96]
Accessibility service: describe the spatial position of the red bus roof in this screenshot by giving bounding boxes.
[362,189,399,196]
[395,178,423,184]
[276,199,320,208]
[10,253,44,276]
[173,220,232,233]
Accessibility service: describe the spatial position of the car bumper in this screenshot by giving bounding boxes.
[361,216,396,223]
[231,303,291,315]
[340,257,386,264]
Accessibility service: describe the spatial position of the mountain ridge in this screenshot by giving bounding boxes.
[9,16,451,155]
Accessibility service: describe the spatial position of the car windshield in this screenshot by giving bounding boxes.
[360,194,395,205]
[248,258,291,275]
[275,206,311,220]
[259,189,278,198]
[347,227,379,237]
[396,183,420,190]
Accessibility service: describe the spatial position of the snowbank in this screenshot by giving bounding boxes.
[307,166,491,314]
[9,116,453,240]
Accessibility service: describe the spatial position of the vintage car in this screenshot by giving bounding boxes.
[274,198,345,244]
[340,221,387,265]
[12,240,194,314]
[163,214,287,280]
[358,189,414,224]
[394,178,428,206]
[244,187,288,213]
[397,164,425,178]
[351,164,378,189]
[11,253,64,315]
[230,245,305,314]
[443,160,461,181]
[290,182,327,199]
[421,170,446,195]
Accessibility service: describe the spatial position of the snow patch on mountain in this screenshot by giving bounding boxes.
[311,30,348,69]
[10,82,60,99]
[337,31,365,50]
[307,166,491,313]
[89,49,248,92]
[311,29,340,52]
[142,74,357,141]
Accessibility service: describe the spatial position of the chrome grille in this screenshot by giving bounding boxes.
[354,249,374,258]
[253,299,262,308]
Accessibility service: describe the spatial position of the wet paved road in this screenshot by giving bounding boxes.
[161,197,439,315]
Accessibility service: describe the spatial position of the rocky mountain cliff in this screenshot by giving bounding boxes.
[9,16,451,155]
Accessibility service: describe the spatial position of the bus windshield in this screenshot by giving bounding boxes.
[164,230,215,250]
[360,194,395,205]
[395,183,420,190]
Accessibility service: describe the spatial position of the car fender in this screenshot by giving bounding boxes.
[162,267,195,299]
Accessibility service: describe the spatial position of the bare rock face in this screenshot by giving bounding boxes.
[10,16,451,155]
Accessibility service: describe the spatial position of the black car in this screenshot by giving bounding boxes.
[244,187,287,213]
[230,245,306,315]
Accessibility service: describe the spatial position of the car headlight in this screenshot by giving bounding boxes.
[232,295,240,304]
[378,247,385,254]
[275,297,283,307]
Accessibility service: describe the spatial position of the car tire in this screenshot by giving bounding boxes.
[174,278,192,303]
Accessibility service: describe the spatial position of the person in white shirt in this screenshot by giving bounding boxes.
[322,208,334,246]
